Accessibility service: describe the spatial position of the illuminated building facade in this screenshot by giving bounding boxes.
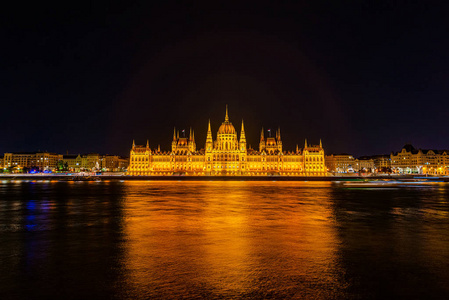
[325,154,356,173]
[128,107,326,176]
[63,154,129,172]
[3,152,62,171]
[391,144,449,175]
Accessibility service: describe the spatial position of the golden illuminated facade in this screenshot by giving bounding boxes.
[391,144,449,175]
[127,107,326,176]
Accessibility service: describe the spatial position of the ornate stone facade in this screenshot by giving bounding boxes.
[128,107,326,176]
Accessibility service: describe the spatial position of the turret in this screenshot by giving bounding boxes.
[188,127,196,152]
[205,119,213,152]
[276,127,282,152]
[304,139,308,148]
[239,120,247,151]
[172,127,177,152]
[259,127,266,152]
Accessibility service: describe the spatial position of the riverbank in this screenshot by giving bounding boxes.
[0,174,447,181]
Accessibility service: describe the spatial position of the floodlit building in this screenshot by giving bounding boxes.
[325,154,356,173]
[63,154,84,171]
[128,107,326,176]
[357,156,375,173]
[63,154,128,172]
[391,144,449,175]
[101,155,129,172]
[371,155,391,171]
[3,152,62,171]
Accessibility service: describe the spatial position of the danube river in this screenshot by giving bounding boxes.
[1,180,449,299]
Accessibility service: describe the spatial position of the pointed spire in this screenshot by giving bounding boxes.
[132,140,135,147]
[173,127,176,141]
[158,144,160,152]
[319,139,322,147]
[189,127,193,140]
[177,130,179,139]
[146,140,149,148]
[206,119,213,143]
[296,144,299,153]
[305,139,308,148]
[240,119,246,142]
[225,105,229,122]
[277,127,281,140]
[260,127,265,141]
[192,129,195,141]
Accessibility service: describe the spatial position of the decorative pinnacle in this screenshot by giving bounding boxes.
[225,105,229,122]
[240,119,246,141]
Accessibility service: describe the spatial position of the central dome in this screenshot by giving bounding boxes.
[218,122,236,134]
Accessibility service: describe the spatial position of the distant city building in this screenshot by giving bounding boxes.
[325,154,356,173]
[325,154,390,174]
[371,155,392,171]
[63,154,84,171]
[3,152,62,171]
[357,156,375,173]
[100,155,129,172]
[63,154,129,172]
[128,107,326,176]
[391,144,449,175]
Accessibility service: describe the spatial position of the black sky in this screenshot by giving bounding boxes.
[1,1,448,157]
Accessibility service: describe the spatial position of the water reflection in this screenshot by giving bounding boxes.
[121,181,347,298]
[331,184,449,299]
[1,181,449,299]
[0,181,126,299]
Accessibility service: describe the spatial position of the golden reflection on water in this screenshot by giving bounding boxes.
[121,181,345,298]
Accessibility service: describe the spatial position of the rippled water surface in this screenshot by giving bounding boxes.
[1,180,449,299]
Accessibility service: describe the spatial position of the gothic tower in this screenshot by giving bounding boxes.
[259,128,265,152]
[276,127,283,152]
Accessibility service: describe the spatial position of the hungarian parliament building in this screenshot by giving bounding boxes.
[127,107,326,176]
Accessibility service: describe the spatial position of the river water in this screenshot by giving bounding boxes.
[1,180,449,299]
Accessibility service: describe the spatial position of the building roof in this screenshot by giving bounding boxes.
[402,144,418,153]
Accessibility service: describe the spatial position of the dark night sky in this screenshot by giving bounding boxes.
[1,1,448,157]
